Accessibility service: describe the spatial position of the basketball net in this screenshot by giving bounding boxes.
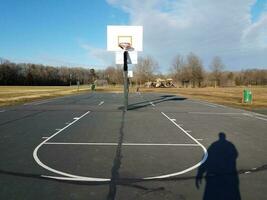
[118,42,134,51]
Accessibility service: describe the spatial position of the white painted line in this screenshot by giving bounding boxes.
[199,103,217,108]
[98,101,104,106]
[255,113,267,118]
[190,101,217,108]
[215,105,226,108]
[189,112,244,115]
[44,142,200,147]
[41,175,109,182]
[44,142,115,146]
[189,112,267,121]
[254,116,267,122]
[24,99,54,106]
[150,102,155,107]
[142,112,209,180]
[190,99,226,108]
[242,113,253,117]
[242,113,267,122]
[24,93,94,106]
[0,110,5,113]
[65,122,70,125]
[73,117,80,120]
[196,139,203,141]
[33,99,54,105]
[171,119,176,122]
[23,94,79,106]
[34,109,208,182]
[206,102,226,108]
[161,112,203,146]
[198,101,227,108]
[31,111,110,182]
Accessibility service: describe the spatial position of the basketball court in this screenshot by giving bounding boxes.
[0,92,266,199]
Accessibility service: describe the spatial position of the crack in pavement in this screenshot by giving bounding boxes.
[107,110,125,200]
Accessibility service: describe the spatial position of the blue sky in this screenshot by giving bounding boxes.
[251,0,267,21]
[0,0,267,71]
[0,0,128,67]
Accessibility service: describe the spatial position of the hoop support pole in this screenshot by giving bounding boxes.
[123,51,128,111]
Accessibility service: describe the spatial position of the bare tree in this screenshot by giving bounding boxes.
[104,66,117,84]
[170,54,184,84]
[187,53,204,87]
[0,57,10,64]
[134,56,158,85]
[115,65,123,84]
[103,66,123,85]
[0,61,95,86]
[1,57,265,86]
[210,56,224,87]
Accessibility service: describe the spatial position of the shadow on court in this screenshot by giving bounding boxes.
[196,132,241,200]
[126,95,187,110]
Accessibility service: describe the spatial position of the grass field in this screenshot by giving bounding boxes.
[0,85,90,107]
[0,85,266,111]
[141,86,267,110]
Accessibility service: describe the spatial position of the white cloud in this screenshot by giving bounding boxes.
[242,13,267,49]
[80,43,114,66]
[107,0,267,71]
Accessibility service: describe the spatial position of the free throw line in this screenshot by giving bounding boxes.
[44,142,200,146]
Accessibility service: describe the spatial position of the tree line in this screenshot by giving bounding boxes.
[0,55,266,86]
[0,58,96,85]
[169,53,267,87]
[98,54,266,87]
[131,53,266,87]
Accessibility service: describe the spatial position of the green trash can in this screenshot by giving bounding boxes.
[243,89,252,103]
[91,83,95,91]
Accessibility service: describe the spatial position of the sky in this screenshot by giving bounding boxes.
[0,0,267,72]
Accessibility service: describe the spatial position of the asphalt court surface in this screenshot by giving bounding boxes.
[0,91,266,200]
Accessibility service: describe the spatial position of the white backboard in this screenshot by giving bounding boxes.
[115,51,137,64]
[128,70,133,78]
[107,26,143,51]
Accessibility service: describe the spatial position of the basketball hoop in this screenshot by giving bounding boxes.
[107,25,143,111]
[118,42,134,51]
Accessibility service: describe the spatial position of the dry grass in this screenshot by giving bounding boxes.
[95,85,124,93]
[0,86,90,107]
[140,86,267,110]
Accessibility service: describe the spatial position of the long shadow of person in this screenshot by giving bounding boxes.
[196,132,241,200]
